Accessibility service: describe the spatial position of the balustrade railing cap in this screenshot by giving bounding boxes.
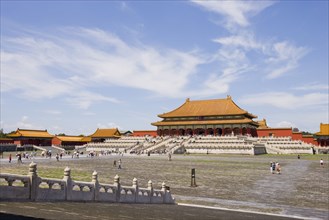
[92,170,98,176]
[29,162,37,168]
[64,167,71,172]
[114,174,120,182]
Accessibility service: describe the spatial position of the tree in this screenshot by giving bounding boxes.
[0,129,7,138]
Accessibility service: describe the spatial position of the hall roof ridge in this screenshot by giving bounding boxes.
[157,96,257,118]
[8,128,54,138]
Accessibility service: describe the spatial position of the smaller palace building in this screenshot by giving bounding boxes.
[52,135,91,146]
[89,128,121,142]
[314,123,329,146]
[8,129,54,146]
[152,96,259,137]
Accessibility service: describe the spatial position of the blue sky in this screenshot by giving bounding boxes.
[1,1,328,135]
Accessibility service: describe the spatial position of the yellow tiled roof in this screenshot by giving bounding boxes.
[81,136,92,142]
[256,119,269,129]
[315,123,329,136]
[91,128,121,138]
[55,136,88,142]
[158,96,257,118]
[152,118,258,126]
[257,127,291,130]
[8,129,54,138]
[0,138,13,141]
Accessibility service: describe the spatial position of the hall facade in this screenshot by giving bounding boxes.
[152,96,259,137]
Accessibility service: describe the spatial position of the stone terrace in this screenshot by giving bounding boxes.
[0,154,328,219]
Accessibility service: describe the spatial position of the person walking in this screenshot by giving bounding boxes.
[320,159,324,167]
[9,154,12,163]
[118,159,122,169]
[17,153,22,164]
[271,162,276,174]
[276,163,281,174]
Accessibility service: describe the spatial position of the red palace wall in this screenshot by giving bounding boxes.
[257,128,293,137]
[0,139,14,144]
[300,136,318,145]
[13,139,52,146]
[133,130,157,137]
[52,137,62,146]
[52,137,88,146]
[292,132,303,141]
[257,129,318,146]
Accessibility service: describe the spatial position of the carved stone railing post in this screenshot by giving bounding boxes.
[28,162,38,201]
[132,178,138,202]
[148,180,153,203]
[63,167,72,201]
[161,182,167,203]
[92,171,99,201]
[113,175,121,202]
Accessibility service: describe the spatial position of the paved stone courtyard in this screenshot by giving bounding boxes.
[0,202,300,220]
[0,153,328,219]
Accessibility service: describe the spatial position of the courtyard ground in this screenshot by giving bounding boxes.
[0,153,328,219]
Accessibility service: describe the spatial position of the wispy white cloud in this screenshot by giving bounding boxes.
[213,32,309,79]
[191,1,275,28]
[239,92,328,109]
[16,116,43,130]
[66,91,120,110]
[45,110,62,115]
[82,112,96,116]
[119,1,134,13]
[213,33,262,50]
[275,121,296,128]
[265,41,309,79]
[193,1,308,80]
[3,26,231,108]
[96,122,122,130]
[293,82,329,91]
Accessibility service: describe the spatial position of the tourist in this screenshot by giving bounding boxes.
[113,160,117,167]
[118,159,122,169]
[270,162,273,173]
[276,163,281,174]
[168,153,172,161]
[271,162,276,174]
[320,159,324,167]
[17,153,22,164]
[9,154,12,163]
[56,153,59,162]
